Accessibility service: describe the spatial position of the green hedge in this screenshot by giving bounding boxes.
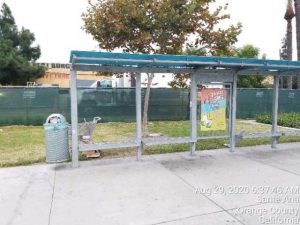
[256,112,300,128]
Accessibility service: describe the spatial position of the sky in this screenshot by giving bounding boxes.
[0,0,290,63]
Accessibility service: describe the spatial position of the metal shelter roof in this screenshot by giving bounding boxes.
[70,51,300,76]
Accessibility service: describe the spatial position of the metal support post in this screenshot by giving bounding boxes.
[228,83,233,142]
[70,69,79,168]
[230,73,237,152]
[272,75,280,148]
[136,73,143,160]
[190,73,197,156]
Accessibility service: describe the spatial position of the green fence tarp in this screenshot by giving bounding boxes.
[1,87,300,125]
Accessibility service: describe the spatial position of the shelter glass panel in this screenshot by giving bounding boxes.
[146,87,190,138]
[77,86,136,144]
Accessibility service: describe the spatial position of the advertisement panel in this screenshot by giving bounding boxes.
[198,88,227,131]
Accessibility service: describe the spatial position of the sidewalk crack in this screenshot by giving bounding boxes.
[48,165,57,225]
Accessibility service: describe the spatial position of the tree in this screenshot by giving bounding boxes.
[280,37,288,62]
[294,0,300,89]
[284,0,295,89]
[295,0,300,59]
[235,44,267,88]
[82,0,241,136]
[280,36,289,88]
[0,3,44,85]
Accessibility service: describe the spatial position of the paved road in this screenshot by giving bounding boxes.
[1,143,300,225]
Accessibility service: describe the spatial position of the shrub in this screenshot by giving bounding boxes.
[256,112,300,128]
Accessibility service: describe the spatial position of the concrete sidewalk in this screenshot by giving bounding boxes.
[1,143,300,225]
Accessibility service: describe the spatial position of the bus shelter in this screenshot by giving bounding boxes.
[70,51,300,168]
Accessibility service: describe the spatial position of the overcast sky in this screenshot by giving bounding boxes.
[0,0,290,63]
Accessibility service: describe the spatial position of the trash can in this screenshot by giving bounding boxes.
[44,114,70,163]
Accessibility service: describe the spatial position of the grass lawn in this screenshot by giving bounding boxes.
[0,126,45,167]
[1,120,300,167]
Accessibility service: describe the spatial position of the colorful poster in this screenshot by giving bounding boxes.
[198,88,227,131]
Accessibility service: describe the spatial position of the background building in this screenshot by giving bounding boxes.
[36,63,109,88]
[36,63,174,88]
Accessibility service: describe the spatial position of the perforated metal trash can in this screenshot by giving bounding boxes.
[44,114,70,163]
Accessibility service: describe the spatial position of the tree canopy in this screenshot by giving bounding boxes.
[234,44,267,88]
[0,3,44,85]
[83,0,242,55]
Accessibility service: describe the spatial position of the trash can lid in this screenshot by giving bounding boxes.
[45,114,67,125]
[44,123,69,130]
